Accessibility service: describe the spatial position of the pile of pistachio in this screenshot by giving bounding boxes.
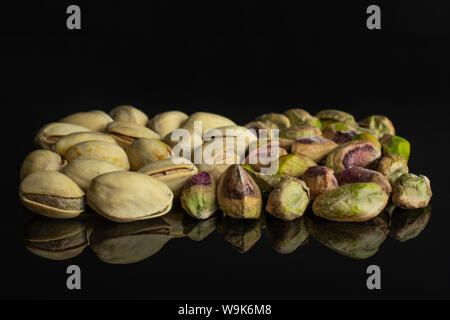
[19,106,432,226]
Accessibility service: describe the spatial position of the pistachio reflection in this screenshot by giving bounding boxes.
[390,206,431,242]
[266,215,309,254]
[217,216,262,253]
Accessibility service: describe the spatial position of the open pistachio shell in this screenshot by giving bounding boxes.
[302,166,338,199]
[358,115,395,139]
[106,121,161,148]
[53,131,118,156]
[19,171,85,219]
[87,171,173,222]
[291,135,338,162]
[336,166,392,194]
[109,105,149,126]
[380,134,411,162]
[181,112,236,134]
[266,216,309,254]
[163,128,204,153]
[204,126,257,150]
[255,113,291,129]
[280,125,322,140]
[375,154,409,185]
[65,140,130,170]
[283,108,321,128]
[138,157,198,198]
[217,216,262,253]
[126,138,173,171]
[20,150,67,180]
[59,110,113,131]
[34,122,91,150]
[148,110,189,137]
[390,206,431,242]
[392,173,432,209]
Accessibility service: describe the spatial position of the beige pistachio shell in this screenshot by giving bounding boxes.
[61,159,125,191]
[148,111,189,137]
[109,105,149,126]
[106,121,161,148]
[20,150,67,180]
[34,122,91,149]
[163,128,204,153]
[53,131,118,156]
[19,171,85,219]
[87,171,173,222]
[138,157,198,198]
[126,138,173,171]
[204,126,257,150]
[181,112,236,134]
[59,110,113,131]
[64,140,130,170]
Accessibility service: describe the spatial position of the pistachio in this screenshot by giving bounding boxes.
[65,140,130,170]
[291,135,338,162]
[390,206,431,242]
[266,216,309,254]
[350,133,381,150]
[183,214,219,241]
[266,176,310,221]
[20,150,67,180]
[253,137,294,152]
[312,183,389,222]
[106,121,161,148]
[59,110,113,131]
[283,108,321,128]
[375,154,409,185]
[217,164,262,219]
[316,109,356,127]
[244,121,277,136]
[358,115,395,138]
[160,210,186,238]
[322,122,359,144]
[336,166,392,194]
[275,154,317,178]
[325,140,381,174]
[380,134,411,162]
[126,138,173,170]
[181,112,236,135]
[19,171,85,219]
[280,125,322,140]
[61,159,125,191]
[392,173,432,209]
[180,172,218,220]
[87,171,173,222]
[148,111,189,137]
[241,164,281,197]
[53,131,118,156]
[204,125,257,150]
[138,157,198,198]
[163,128,204,153]
[255,113,291,129]
[34,122,91,149]
[302,166,338,199]
[109,105,149,126]
[245,144,287,172]
[217,216,262,253]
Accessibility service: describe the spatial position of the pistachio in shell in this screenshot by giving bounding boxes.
[65,140,130,170]
[302,166,338,199]
[315,109,356,127]
[180,172,218,220]
[379,134,411,162]
[163,128,204,154]
[312,183,389,222]
[34,122,91,150]
[375,154,409,185]
[148,110,189,137]
[266,176,310,221]
[126,138,173,171]
[266,215,309,254]
[291,135,338,162]
[358,115,395,138]
[20,150,67,180]
[255,113,291,129]
[217,164,262,219]
[181,112,236,135]
[390,206,431,242]
[322,122,359,144]
[336,166,392,194]
[279,125,322,140]
[391,173,432,209]
[109,105,149,126]
[283,108,321,128]
[59,110,113,131]
[275,154,317,178]
[217,216,262,253]
[182,214,219,241]
[106,121,161,148]
[53,131,118,156]
[19,171,85,219]
[204,125,257,150]
[87,171,173,222]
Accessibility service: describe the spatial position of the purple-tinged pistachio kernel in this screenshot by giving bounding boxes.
[336,166,392,194]
[302,166,338,199]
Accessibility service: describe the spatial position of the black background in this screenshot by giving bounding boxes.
[2,1,450,300]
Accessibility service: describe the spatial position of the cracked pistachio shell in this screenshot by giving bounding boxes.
[266,176,310,221]
[181,112,236,134]
[283,108,321,128]
[266,216,309,254]
[204,126,257,150]
[255,113,291,129]
[106,121,161,148]
[380,134,411,162]
[65,140,130,170]
[59,110,113,131]
[217,216,262,253]
[183,214,219,241]
[316,109,356,127]
[291,135,338,162]
[148,111,189,137]
[312,183,389,222]
[322,122,359,144]
[90,218,171,264]
[337,166,392,194]
[392,173,432,209]
[217,164,262,219]
[34,122,91,150]
[350,133,381,150]
[53,131,118,156]
[390,206,431,242]
[109,105,149,126]
[20,150,67,180]
[358,115,395,139]
[302,166,338,199]
[24,217,89,260]
[138,157,198,198]
[61,159,125,191]
[163,127,204,151]
[87,171,173,222]
[375,154,409,185]
[181,172,218,220]
[280,125,322,140]
[275,154,317,178]
[242,164,281,197]
[126,138,173,171]
[19,171,85,219]
[325,140,381,174]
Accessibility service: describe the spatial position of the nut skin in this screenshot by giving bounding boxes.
[312,183,389,222]
[126,138,173,171]
[109,105,149,126]
[217,216,262,253]
[217,164,262,219]
[302,166,338,199]
[380,134,411,162]
[325,140,381,174]
[255,113,291,129]
[87,171,174,223]
[266,176,310,221]
[180,172,218,220]
[375,154,409,185]
[20,150,67,180]
[358,115,395,139]
[322,122,359,144]
[316,109,356,127]
[106,121,161,148]
[276,154,317,178]
[280,125,322,140]
[59,110,113,131]
[148,111,189,137]
[291,135,338,162]
[19,171,85,219]
[336,166,392,194]
[392,173,432,209]
[390,206,431,242]
[266,215,309,254]
[65,140,131,170]
[53,131,118,156]
[283,108,321,128]
[34,122,91,150]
